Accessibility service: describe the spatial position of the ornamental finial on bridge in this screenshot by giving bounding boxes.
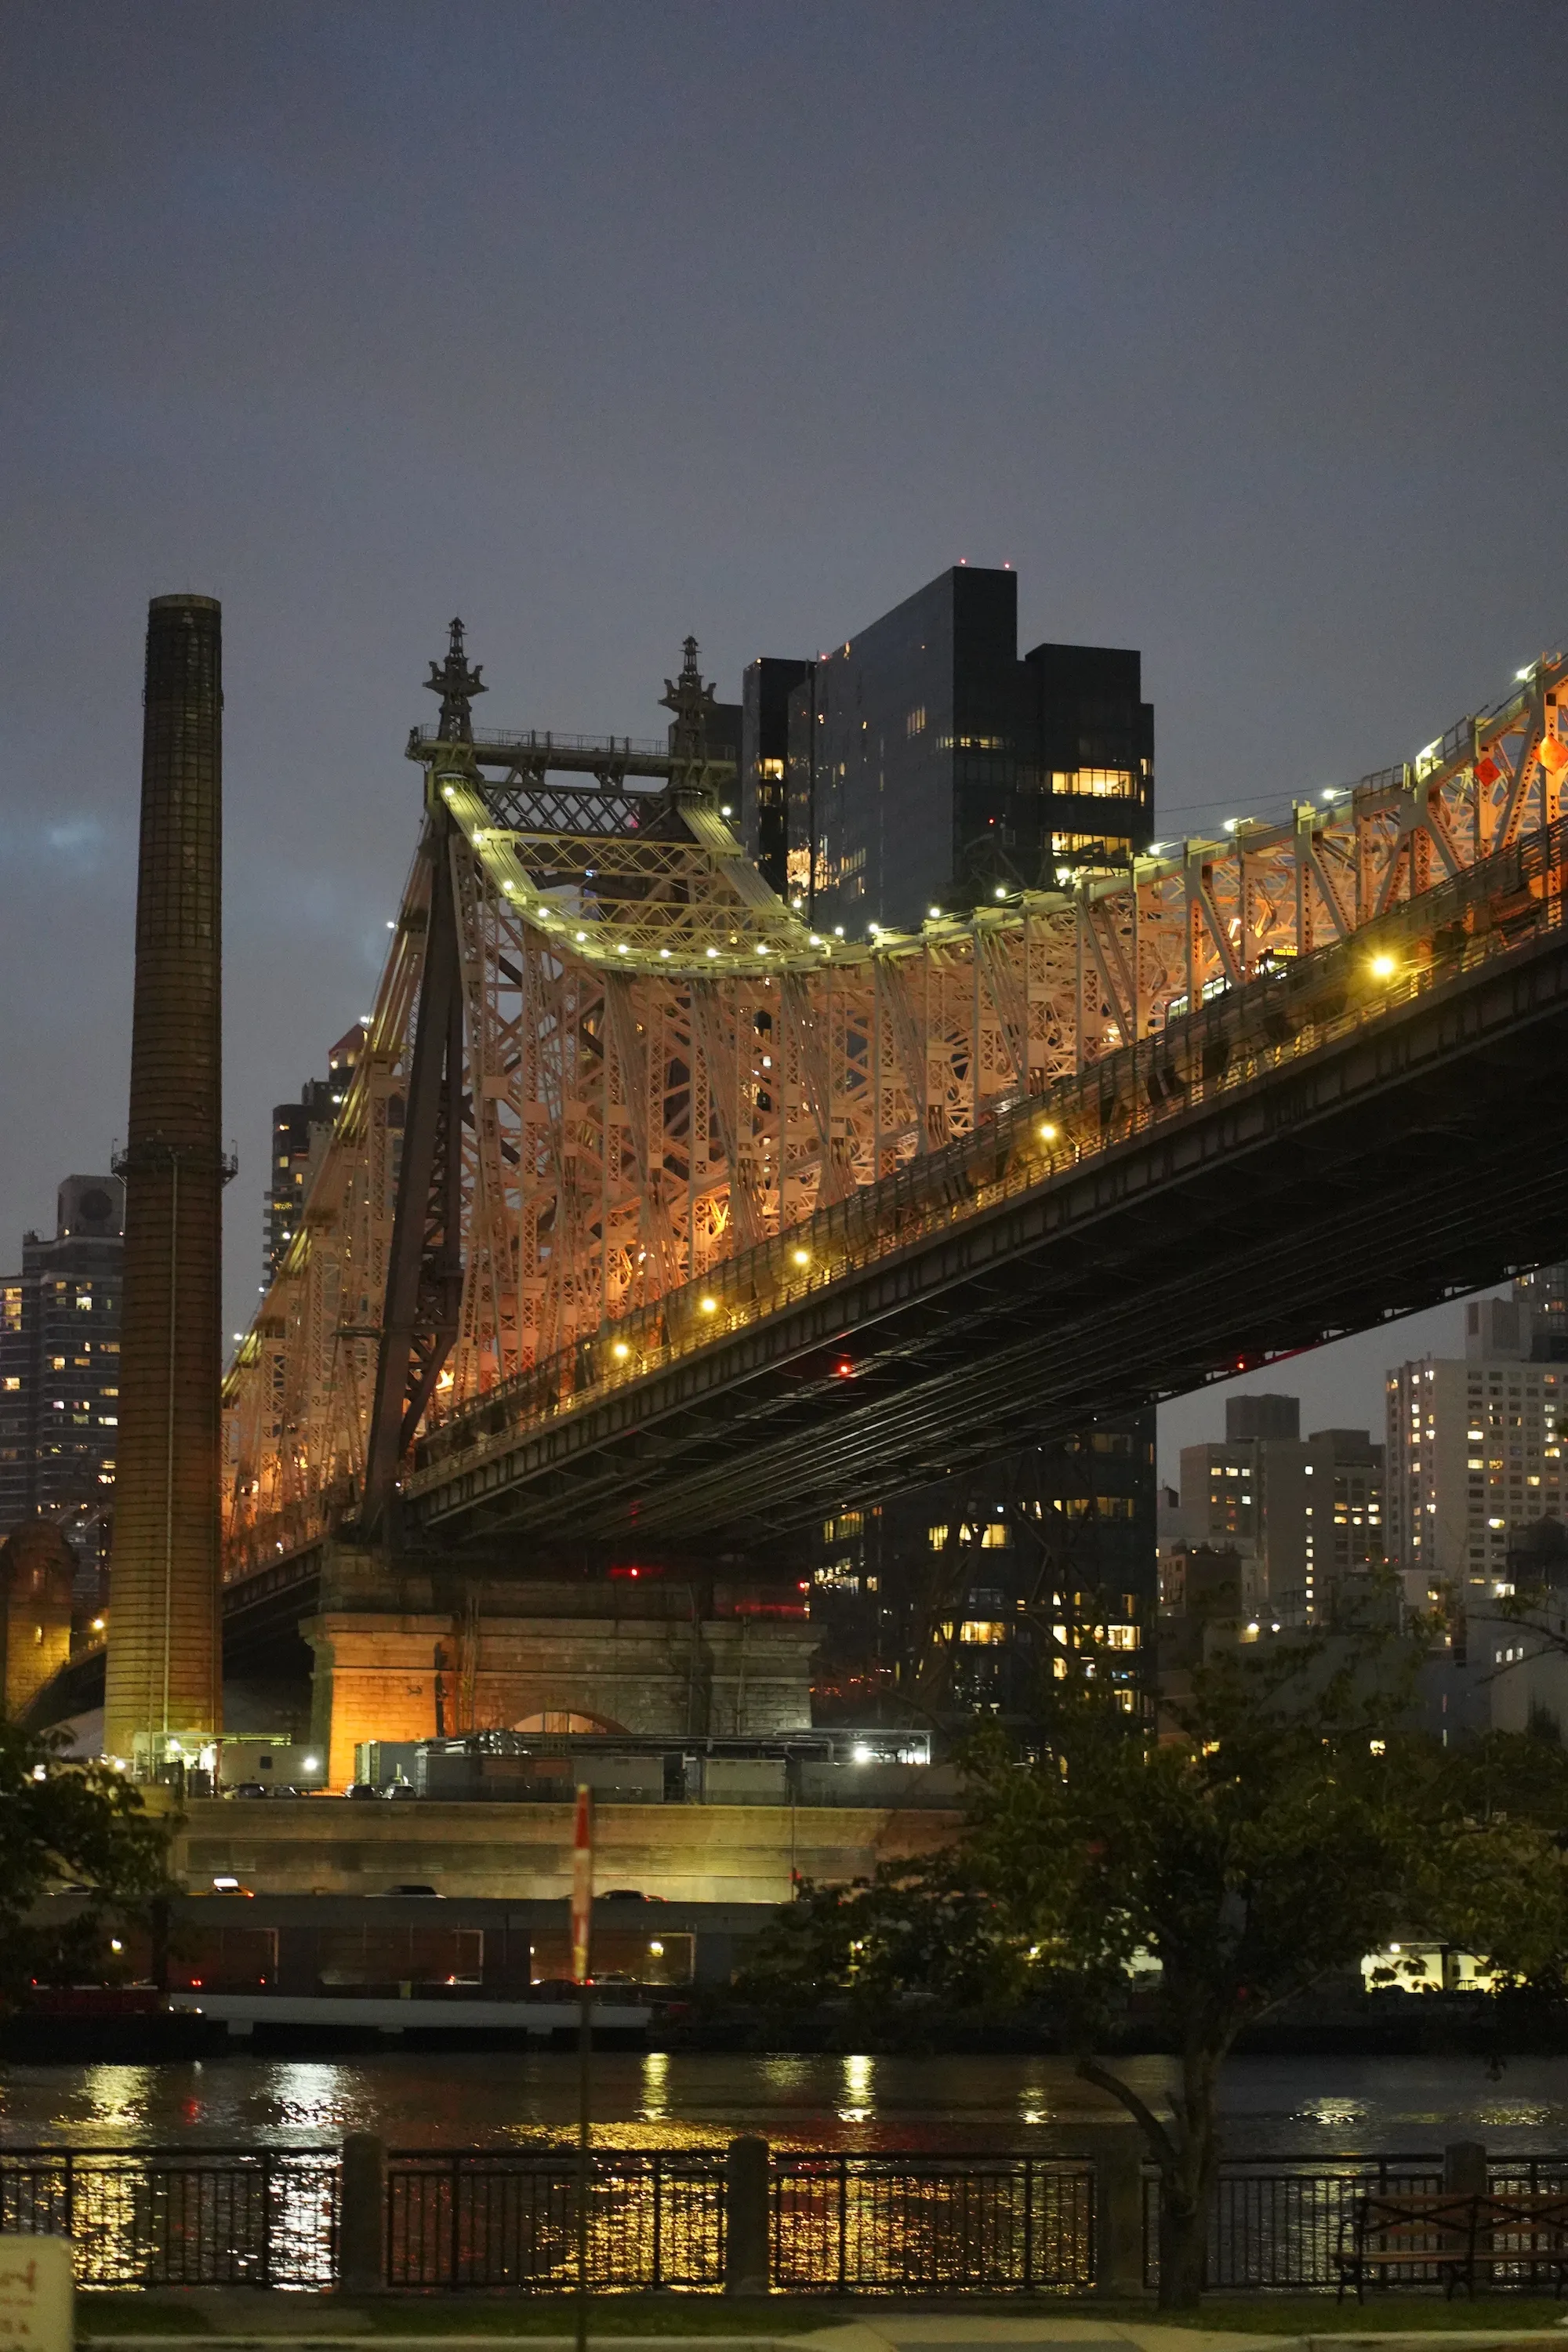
[660,633,718,764]
[426,616,486,744]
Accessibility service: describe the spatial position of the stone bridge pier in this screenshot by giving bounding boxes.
[301,1544,817,1788]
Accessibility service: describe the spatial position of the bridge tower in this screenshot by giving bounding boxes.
[104,595,227,1766]
[359,620,481,1535]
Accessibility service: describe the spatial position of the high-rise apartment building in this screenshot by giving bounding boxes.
[749,566,1153,935]
[1178,1394,1307,1622]
[1515,1264,1568,1362]
[808,1419,1156,1726]
[1304,1428,1386,1600]
[0,1175,125,1601]
[263,1025,365,1287]
[1387,1289,1566,1596]
[1174,1393,1385,1627]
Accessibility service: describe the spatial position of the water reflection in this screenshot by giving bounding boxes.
[74,2066,159,2138]
[641,2052,670,2125]
[6,2053,1568,2155]
[839,2052,873,2122]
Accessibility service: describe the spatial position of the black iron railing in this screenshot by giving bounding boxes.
[0,2147,338,2288]
[1142,2154,1446,2292]
[385,2149,724,2290]
[10,2140,1568,2295]
[773,2153,1094,2296]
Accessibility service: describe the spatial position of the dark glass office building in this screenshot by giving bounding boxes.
[757,565,1152,935]
[737,564,1159,1727]
[740,656,811,899]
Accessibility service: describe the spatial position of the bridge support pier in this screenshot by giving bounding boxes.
[300,1563,815,1788]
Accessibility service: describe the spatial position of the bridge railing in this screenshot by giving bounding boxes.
[407,809,1568,1495]
[409,724,673,760]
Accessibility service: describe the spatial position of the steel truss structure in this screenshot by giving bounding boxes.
[223,635,1568,1573]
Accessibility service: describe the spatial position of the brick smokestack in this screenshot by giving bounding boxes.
[104,596,224,1760]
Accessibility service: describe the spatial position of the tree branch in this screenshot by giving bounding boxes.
[1076,2054,1180,2173]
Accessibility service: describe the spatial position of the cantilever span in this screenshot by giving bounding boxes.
[222,639,1568,1573]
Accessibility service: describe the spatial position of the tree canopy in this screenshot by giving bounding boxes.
[742,1623,1568,2307]
[0,1719,172,2005]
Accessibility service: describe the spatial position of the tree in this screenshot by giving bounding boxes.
[0,1720,172,2005]
[959,1641,1440,2307]
[746,1625,1492,2309]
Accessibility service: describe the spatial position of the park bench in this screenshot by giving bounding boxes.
[1337,2188,1568,2301]
[1481,2188,1568,2296]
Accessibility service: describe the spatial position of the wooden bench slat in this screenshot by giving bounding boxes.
[1338,2188,1568,2302]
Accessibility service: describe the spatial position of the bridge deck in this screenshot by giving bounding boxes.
[391,820,1568,1544]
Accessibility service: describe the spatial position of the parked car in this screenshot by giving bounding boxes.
[601,1888,664,1904]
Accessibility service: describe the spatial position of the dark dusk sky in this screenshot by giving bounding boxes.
[2,2,1563,1468]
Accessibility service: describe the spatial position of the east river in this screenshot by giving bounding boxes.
[5,2053,1568,2154]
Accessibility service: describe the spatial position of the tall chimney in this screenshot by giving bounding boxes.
[104,596,224,1762]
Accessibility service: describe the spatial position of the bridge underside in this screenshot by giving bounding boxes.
[411,919,1568,1548]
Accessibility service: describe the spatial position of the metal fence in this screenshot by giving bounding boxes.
[11,2141,1568,2296]
[773,2154,1094,2296]
[385,2151,724,2290]
[0,2147,338,2288]
[1142,2154,1446,2292]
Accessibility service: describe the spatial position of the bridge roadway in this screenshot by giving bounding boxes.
[394,816,1568,1548]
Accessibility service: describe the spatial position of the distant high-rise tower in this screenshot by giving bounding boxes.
[0,1175,125,1604]
[770,568,1158,1715]
[104,595,226,1763]
[263,1025,365,1287]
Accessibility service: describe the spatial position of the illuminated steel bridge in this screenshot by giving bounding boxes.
[223,628,1568,1577]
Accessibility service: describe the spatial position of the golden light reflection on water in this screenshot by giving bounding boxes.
[80,2066,158,2137]
[9,2056,1568,2157]
[269,2064,354,2133]
[838,2052,873,2124]
[1480,2104,1554,2129]
[641,2052,669,2125]
[1298,2100,1369,2129]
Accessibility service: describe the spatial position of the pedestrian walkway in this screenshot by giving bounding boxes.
[72,2297,1568,2352]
